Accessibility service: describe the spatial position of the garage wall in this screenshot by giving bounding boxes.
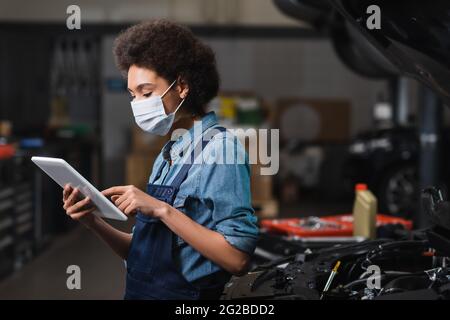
[0,0,302,26]
[101,35,387,186]
[207,37,387,134]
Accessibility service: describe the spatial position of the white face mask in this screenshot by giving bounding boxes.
[130,79,185,136]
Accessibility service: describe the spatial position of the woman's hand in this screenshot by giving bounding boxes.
[101,185,169,218]
[63,184,97,227]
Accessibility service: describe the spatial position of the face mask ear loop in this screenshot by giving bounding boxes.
[161,79,177,98]
[173,97,185,114]
[163,79,186,115]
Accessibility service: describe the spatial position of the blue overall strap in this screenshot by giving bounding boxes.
[151,140,176,183]
[170,126,226,189]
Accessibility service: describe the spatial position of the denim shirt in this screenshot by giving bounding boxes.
[142,111,259,283]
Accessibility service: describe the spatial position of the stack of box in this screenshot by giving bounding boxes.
[125,127,167,191]
[250,163,279,218]
[211,92,279,218]
[126,108,279,219]
[232,127,279,218]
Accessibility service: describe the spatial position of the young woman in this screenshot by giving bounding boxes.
[62,20,259,300]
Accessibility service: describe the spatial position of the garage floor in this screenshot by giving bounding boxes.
[0,225,127,300]
[0,199,350,300]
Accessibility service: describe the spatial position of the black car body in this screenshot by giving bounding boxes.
[345,127,450,218]
[223,0,450,300]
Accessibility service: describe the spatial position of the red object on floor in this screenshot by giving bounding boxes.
[0,144,15,159]
[260,214,413,237]
[355,183,368,191]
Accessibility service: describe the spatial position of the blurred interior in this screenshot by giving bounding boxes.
[0,0,449,299]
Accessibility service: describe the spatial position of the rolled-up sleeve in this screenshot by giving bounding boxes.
[199,135,259,255]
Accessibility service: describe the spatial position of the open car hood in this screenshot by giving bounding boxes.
[275,0,450,104]
[329,0,450,104]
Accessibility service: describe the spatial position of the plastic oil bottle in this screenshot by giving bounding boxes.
[352,183,377,239]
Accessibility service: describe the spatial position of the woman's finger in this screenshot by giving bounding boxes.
[69,207,96,220]
[63,188,79,210]
[114,193,129,208]
[63,185,73,201]
[66,188,79,205]
[111,195,120,202]
[124,202,138,215]
[118,198,132,212]
[67,196,91,214]
[101,186,129,197]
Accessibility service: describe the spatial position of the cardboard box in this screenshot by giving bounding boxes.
[129,120,278,213]
[131,127,167,153]
[233,128,277,214]
[275,98,351,144]
[250,161,278,217]
[252,199,279,219]
[250,164,274,202]
[127,126,167,190]
[126,152,158,191]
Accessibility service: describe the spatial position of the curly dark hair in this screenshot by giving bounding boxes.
[113,20,219,116]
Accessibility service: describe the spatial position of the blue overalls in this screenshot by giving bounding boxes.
[124,127,228,300]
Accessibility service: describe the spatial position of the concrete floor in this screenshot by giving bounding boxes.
[0,225,127,300]
[0,199,350,300]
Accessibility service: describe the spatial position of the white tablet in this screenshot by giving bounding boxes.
[31,156,128,221]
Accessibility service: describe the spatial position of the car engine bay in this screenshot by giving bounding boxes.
[222,188,450,300]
